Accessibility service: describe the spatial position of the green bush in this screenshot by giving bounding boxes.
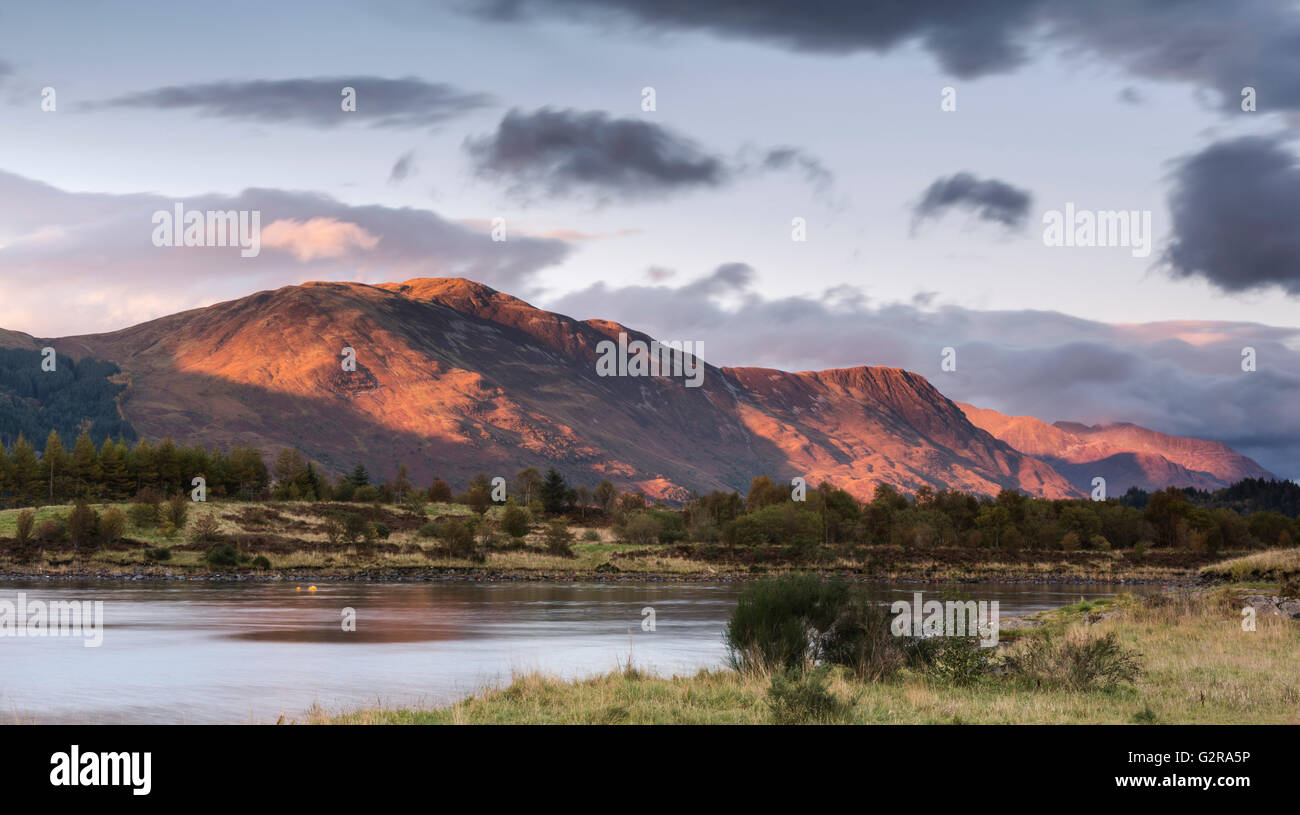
[725,576,849,674]
[204,544,239,568]
[161,494,188,529]
[619,513,660,546]
[437,518,475,558]
[819,593,905,681]
[67,501,99,548]
[251,554,271,570]
[143,546,172,561]
[1008,631,1142,690]
[14,509,35,544]
[371,521,390,540]
[99,507,127,543]
[501,504,532,539]
[766,666,851,725]
[543,519,575,557]
[417,521,439,539]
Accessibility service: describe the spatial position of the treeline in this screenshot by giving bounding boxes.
[657,477,1298,554]
[2,432,1297,554]
[1119,478,1300,518]
[0,348,136,449]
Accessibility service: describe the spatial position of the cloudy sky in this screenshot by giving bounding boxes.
[0,0,1298,479]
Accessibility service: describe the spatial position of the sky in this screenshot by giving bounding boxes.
[0,0,1298,479]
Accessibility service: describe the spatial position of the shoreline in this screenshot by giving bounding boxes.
[0,566,1191,585]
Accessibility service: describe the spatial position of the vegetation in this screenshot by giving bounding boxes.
[309,585,1297,725]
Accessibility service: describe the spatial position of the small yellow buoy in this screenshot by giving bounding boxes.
[308,585,317,592]
[295,587,301,592]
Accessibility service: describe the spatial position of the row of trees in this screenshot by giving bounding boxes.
[3,430,1296,554]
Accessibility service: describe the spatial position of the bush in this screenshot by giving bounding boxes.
[766,666,851,725]
[620,513,660,546]
[501,504,531,539]
[581,529,602,542]
[337,512,368,544]
[371,522,390,540]
[251,554,271,570]
[67,501,99,548]
[99,508,127,543]
[725,576,849,674]
[129,489,161,529]
[188,512,222,544]
[143,546,172,561]
[36,518,65,542]
[416,521,439,539]
[14,509,36,544]
[1008,631,1142,690]
[204,544,239,568]
[437,518,476,558]
[164,494,189,529]
[819,593,904,681]
[543,519,575,557]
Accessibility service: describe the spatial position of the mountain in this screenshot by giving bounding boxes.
[958,402,1274,494]
[28,277,1087,502]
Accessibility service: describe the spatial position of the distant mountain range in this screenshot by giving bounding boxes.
[0,278,1274,501]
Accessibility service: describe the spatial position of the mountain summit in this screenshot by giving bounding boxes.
[8,278,1266,501]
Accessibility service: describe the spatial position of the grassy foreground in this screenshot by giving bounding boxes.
[309,583,1300,725]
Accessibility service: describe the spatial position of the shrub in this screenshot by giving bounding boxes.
[543,519,575,557]
[14,509,36,544]
[1008,631,1142,690]
[251,554,271,570]
[417,521,439,539]
[36,518,66,542]
[819,593,904,681]
[501,504,532,539]
[725,576,849,674]
[143,546,172,561]
[67,501,99,548]
[341,513,369,544]
[926,636,992,685]
[402,495,427,517]
[766,666,851,725]
[437,518,476,558]
[371,522,390,540]
[620,513,660,546]
[164,494,189,529]
[427,479,453,503]
[353,485,379,504]
[129,489,161,528]
[188,512,222,544]
[581,529,602,542]
[99,508,128,543]
[205,544,239,568]
[322,516,345,545]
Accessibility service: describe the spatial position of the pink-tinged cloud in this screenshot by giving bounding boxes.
[261,218,380,261]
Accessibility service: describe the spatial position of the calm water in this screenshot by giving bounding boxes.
[0,580,1151,724]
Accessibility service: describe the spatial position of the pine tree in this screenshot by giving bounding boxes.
[42,429,69,504]
[71,428,101,499]
[11,434,41,506]
[349,464,370,487]
[540,468,570,514]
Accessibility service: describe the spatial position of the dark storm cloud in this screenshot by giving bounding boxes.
[1163,136,1300,295]
[86,76,493,128]
[464,107,727,201]
[465,108,835,202]
[468,0,1300,110]
[912,173,1032,229]
[544,267,1300,480]
[468,0,1038,77]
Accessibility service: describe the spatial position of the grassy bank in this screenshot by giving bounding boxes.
[0,500,1247,582]
[308,586,1300,724]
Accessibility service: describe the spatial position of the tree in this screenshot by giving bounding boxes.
[593,479,618,514]
[543,519,575,557]
[391,464,413,502]
[745,475,785,513]
[349,464,371,488]
[70,427,100,498]
[540,468,570,514]
[42,429,69,503]
[501,504,531,538]
[513,467,542,505]
[428,478,453,503]
[10,434,41,505]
